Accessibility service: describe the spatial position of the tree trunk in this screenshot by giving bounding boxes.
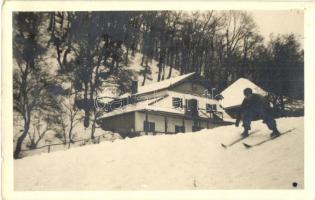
[154,40,159,60]
[157,64,162,82]
[141,54,145,66]
[158,48,166,81]
[168,65,173,79]
[161,63,165,81]
[90,111,97,140]
[68,118,74,143]
[280,95,285,115]
[167,52,174,79]
[125,47,129,66]
[83,81,90,128]
[114,59,119,75]
[142,61,148,86]
[131,42,136,56]
[14,112,31,159]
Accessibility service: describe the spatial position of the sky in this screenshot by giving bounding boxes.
[249,10,304,47]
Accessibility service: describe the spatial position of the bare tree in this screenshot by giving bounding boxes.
[27,112,54,149]
[13,13,59,158]
[54,91,80,145]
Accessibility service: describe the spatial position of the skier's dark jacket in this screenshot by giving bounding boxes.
[236,93,270,121]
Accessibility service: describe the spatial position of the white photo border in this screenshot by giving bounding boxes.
[2,1,315,200]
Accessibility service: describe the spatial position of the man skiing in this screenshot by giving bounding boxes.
[235,88,280,138]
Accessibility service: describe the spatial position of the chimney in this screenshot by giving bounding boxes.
[131,80,138,94]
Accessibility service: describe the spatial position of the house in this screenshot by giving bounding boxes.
[98,72,234,138]
[219,78,268,118]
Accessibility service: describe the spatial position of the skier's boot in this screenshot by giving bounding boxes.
[270,128,280,138]
[241,129,249,138]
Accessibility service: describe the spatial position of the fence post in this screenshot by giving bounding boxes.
[45,140,52,153]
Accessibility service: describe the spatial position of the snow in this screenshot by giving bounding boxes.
[220,78,268,108]
[99,97,182,118]
[127,52,181,86]
[15,117,303,190]
[14,49,183,153]
[136,72,195,95]
[99,95,186,119]
[100,90,234,122]
[13,100,121,157]
[97,52,182,99]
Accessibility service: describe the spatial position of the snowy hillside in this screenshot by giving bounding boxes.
[13,51,180,150]
[15,117,304,190]
[98,52,181,99]
[128,52,181,86]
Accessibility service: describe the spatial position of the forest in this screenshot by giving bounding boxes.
[13,11,304,158]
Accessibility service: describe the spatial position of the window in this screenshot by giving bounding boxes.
[185,99,199,117]
[172,97,183,108]
[192,126,201,132]
[175,125,185,133]
[144,121,155,132]
[206,104,217,112]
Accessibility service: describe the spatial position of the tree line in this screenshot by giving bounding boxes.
[13,11,303,158]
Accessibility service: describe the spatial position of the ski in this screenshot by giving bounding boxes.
[242,128,295,149]
[221,130,260,149]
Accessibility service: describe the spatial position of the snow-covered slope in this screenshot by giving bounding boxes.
[97,52,181,100]
[127,52,181,86]
[14,117,304,190]
[14,51,181,149]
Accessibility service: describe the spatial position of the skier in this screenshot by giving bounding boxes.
[235,88,280,138]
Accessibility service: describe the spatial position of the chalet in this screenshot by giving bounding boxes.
[98,72,234,138]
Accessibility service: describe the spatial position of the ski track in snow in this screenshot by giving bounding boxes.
[14,117,304,190]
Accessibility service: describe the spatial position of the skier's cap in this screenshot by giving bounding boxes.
[243,88,253,95]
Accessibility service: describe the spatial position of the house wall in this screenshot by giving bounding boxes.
[100,110,229,137]
[152,91,228,119]
[135,112,169,134]
[200,121,208,129]
[100,112,135,138]
[135,112,165,135]
[185,120,193,132]
[167,117,185,133]
[207,121,218,129]
[134,111,218,135]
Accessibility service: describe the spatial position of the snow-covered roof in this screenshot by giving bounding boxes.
[136,72,195,95]
[99,91,234,121]
[220,78,268,108]
[118,72,195,99]
[99,97,183,119]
